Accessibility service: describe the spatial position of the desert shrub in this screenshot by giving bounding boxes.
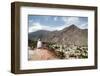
[55,51,65,59]
[28,39,37,49]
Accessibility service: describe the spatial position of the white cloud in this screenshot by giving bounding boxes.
[62,17,78,25]
[67,17,79,22]
[29,19,34,23]
[62,17,67,22]
[79,23,88,29]
[29,22,67,33]
[29,17,88,33]
[29,22,42,33]
[54,17,58,21]
[62,17,88,29]
[68,17,79,24]
[62,17,79,28]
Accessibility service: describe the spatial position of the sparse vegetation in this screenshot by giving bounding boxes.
[48,43,88,59]
[28,39,37,49]
[28,39,88,59]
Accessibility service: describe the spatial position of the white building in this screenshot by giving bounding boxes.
[37,39,42,48]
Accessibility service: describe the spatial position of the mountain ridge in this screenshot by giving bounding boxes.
[28,24,88,46]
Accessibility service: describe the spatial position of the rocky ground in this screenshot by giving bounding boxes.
[28,44,88,60]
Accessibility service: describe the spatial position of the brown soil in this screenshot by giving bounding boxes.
[29,48,58,60]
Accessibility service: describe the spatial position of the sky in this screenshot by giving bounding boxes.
[28,15,88,33]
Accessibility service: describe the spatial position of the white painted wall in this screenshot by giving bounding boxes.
[0,0,100,76]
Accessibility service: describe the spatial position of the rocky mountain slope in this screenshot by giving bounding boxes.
[28,24,88,46]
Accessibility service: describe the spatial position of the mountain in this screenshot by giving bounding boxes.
[28,30,50,41]
[28,24,88,46]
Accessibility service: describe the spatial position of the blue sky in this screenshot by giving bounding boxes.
[28,15,88,33]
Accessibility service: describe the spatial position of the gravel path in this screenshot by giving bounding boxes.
[28,48,58,60]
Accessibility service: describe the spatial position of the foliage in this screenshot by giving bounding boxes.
[28,39,88,59]
[48,43,88,59]
[28,39,37,49]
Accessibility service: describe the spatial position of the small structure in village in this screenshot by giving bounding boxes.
[37,39,42,48]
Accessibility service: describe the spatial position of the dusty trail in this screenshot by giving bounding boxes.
[29,48,58,60]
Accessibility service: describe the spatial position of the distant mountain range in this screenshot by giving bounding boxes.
[28,24,88,46]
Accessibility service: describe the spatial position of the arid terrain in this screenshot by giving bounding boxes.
[28,48,58,60]
[28,25,88,60]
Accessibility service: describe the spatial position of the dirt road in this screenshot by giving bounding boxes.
[28,48,58,60]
